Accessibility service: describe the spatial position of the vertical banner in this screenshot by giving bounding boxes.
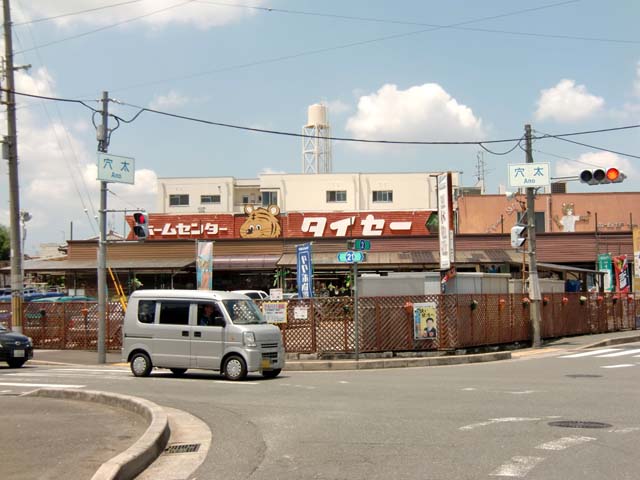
[634,227,640,293]
[437,173,454,270]
[613,255,630,293]
[196,241,213,290]
[597,253,614,292]
[413,302,438,340]
[296,243,314,298]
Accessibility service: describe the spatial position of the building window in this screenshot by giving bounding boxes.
[169,194,189,206]
[372,190,393,203]
[242,195,249,204]
[262,191,278,206]
[200,195,221,204]
[326,190,347,203]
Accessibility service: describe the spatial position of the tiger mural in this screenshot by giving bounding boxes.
[239,204,282,238]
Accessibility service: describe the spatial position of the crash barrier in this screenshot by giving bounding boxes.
[0,293,636,353]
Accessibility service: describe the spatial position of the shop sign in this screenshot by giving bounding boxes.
[262,302,288,324]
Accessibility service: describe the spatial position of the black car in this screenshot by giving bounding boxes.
[0,324,33,368]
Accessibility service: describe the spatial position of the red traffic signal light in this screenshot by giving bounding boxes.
[132,212,149,239]
[579,168,625,185]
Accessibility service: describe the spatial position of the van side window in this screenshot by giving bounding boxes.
[138,300,156,324]
[158,301,190,325]
[197,303,225,327]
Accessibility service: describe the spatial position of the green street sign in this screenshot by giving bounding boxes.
[337,251,366,263]
[353,239,371,251]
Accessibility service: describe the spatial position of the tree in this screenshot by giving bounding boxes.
[0,225,9,261]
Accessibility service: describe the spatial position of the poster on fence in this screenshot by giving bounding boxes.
[262,302,288,324]
[634,227,640,293]
[413,302,438,340]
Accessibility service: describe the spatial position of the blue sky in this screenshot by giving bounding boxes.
[2,0,639,253]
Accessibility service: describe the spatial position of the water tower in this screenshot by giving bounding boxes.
[302,103,332,173]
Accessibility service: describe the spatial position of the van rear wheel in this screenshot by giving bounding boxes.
[223,355,247,381]
[170,368,187,376]
[130,352,152,377]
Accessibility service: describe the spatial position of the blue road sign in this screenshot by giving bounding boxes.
[337,251,366,263]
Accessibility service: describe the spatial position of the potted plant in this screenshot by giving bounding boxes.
[542,296,550,306]
[561,296,569,305]
[579,295,587,305]
[470,299,479,311]
[522,297,530,307]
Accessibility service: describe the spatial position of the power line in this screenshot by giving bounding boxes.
[8,88,640,151]
[15,0,196,54]
[534,129,640,160]
[197,0,638,45]
[13,0,144,26]
[532,148,604,168]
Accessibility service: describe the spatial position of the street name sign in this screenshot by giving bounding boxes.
[97,152,135,184]
[508,162,550,188]
[337,251,366,263]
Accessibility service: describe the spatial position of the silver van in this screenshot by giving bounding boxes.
[122,290,284,380]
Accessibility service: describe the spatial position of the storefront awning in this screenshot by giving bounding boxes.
[277,249,524,268]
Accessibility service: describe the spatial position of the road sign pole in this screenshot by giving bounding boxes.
[353,260,359,362]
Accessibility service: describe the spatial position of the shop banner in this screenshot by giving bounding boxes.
[634,227,640,293]
[296,243,314,298]
[597,253,614,292]
[613,255,631,293]
[413,302,438,340]
[196,241,213,290]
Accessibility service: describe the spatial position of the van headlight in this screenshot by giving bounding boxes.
[243,332,257,347]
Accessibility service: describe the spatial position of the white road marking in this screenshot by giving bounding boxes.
[0,382,85,388]
[601,364,635,369]
[559,348,620,358]
[535,435,596,451]
[460,417,540,431]
[596,348,640,358]
[216,381,259,385]
[490,456,544,477]
[339,381,349,384]
[50,368,129,373]
[0,389,12,393]
[461,387,477,391]
[507,390,537,395]
[608,427,640,434]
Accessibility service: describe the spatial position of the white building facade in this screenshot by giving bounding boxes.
[157,172,456,215]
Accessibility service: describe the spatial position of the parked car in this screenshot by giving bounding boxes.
[0,324,33,368]
[231,290,269,300]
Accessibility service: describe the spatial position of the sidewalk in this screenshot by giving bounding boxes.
[29,330,640,370]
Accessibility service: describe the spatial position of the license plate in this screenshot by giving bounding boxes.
[13,350,25,358]
[261,359,271,369]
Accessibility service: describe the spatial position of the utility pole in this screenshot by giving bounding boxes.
[3,0,23,333]
[97,91,109,363]
[525,124,542,348]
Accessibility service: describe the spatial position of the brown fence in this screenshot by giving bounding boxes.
[0,292,636,353]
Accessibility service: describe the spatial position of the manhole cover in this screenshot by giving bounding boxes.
[549,421,611,429]
[565,374,603,378]
[164,443,201,454]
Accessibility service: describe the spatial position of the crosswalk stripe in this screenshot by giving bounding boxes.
[601,364,635,369]
[535,435,595,451]
[559,348,620,358]
[596,349,640,358]
[490,456,544,477]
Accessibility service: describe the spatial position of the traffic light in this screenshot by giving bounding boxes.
[133,212,149,239]
[579,168,626,185]
[510,225,526,248]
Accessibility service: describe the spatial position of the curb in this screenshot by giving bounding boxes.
[25,388,170,480]
[284,351,511,371]
[579,333,640,350]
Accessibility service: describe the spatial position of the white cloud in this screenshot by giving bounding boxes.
[149,90,189,110]
[17,0,264,30]
[634,60,640,98]
[554,151,633,179]
[0,66,158,252]
[260,167,287,175]
[535,79,604,122]
[345,83,485,145]
[323,99,351,115]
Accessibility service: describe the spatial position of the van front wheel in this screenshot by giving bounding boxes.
[131,352,152,377]
[223,355,247,381]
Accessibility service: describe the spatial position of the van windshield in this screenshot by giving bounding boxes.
[222,299,266,325]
